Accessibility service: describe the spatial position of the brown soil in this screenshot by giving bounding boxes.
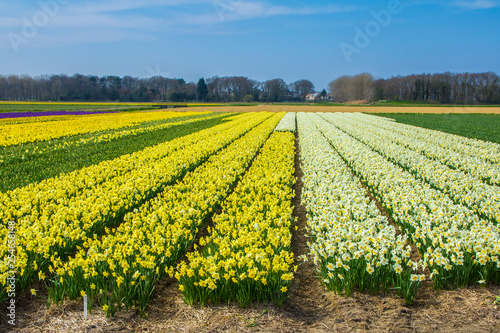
[175,105,500,114]
[3,132,500,332]
[345,100,369,105]
[4,278,500,332]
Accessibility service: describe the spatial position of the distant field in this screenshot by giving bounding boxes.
[377,113,500,144]
[369,100,500,108]
[0,103,153,112]
[2,102,500,113]
[0,101,153,104]
[0,101,223,112]
[170,105,500,114]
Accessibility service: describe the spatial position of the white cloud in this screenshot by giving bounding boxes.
[179,1,357,26]
[0,1,357,32]
[51,14,164,29]
[0,28,154,50]
[0,0,358,49]
[453,0,499,9]
[63,0,207,15]
[407,0,500,9]
[43,29,155,46]
[51,1,356,29]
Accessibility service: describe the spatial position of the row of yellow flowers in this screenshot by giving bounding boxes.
[23,112,226,155]
[313,113,500,290]
[47,113,283,316]
[0,110,208,147]
[0,115,75,126]
[176,129,296,308]
[325,113,500,224]
[0,112,252,226]
[298,113,422,304]
[0,112,145,126]
[0,112,265,301]
[349,113,500,185]
[0,111,123,125]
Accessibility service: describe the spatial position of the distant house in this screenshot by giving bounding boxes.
[305,93,320,101]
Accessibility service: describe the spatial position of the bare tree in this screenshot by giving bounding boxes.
[262,79,289,102]
[328,76,351,103]
[351,73,374,102]
[290,79,315,101]
[328,73,374,103]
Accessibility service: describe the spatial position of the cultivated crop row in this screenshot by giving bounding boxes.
[0,112,252,225]
[322,113,500,224]
[348,113,500,185]
[274,112,296,132]
[353,113,500,165]
[0,112,266,301]
[39,112,225,153]
[47,113,284,315]
[298,113,422,304]
[2,110,498,313]
[0,110,207,147]
[177,129,296,307]
[310,113,500,290]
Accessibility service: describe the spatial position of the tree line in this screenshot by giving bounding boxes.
[2,71,498,104]
[0,74,318,103]
[329,72,500,104]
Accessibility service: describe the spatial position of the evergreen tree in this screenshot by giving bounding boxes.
[196,78,208,101]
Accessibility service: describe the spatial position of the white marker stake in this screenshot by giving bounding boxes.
[84,295,88,319]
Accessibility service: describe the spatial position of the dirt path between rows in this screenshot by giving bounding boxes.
[3,132,500,332]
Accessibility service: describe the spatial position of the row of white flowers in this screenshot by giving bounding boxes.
[297,113,422,304]
[352,112,500,166]
[309,113,500,290]
[345,113,500,185]
[319,113,500,224]
[274,112,296,132]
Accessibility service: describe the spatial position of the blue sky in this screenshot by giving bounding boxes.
[0,0,499,90]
